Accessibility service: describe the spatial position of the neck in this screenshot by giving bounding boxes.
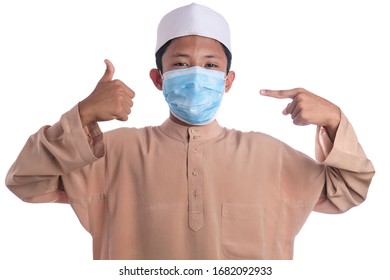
[169,112,215,127]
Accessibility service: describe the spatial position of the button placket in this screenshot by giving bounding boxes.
[187,127,203,231]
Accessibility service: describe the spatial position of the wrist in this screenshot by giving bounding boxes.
[324,106,341,141]
[78,101,94,127]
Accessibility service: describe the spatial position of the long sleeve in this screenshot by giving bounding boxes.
[313,111,375,213]
[5,105,104,204]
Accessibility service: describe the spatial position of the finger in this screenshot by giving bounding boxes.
[124,102,132,114]
[126,87,136,99]
[113,110,129,122]
[291,111,308,126]
[123,89,135,108]
[99,59,115,84]
[290,101,301,119]
[117,115,129,122]
[282,103,290,115]
[287,100,309,126]
[283,98,298,116]
[123,97,134,111]
[120,94,134,116]
[260,88,305,99]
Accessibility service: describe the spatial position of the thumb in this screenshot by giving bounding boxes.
[98,59,115,83]
[282,103,291,115]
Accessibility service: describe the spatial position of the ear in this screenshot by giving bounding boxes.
[149,68,163,90]
[224,71,236,93]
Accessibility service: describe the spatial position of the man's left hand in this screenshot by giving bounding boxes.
[260,88,341,141]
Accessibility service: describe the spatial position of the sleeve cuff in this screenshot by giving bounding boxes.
[61,105,105,162]
[315,111,347,162]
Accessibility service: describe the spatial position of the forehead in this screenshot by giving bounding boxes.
[164,35,226,57]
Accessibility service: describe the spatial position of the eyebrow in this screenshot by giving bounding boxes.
[171,52,221,59]
[171,52,190,58]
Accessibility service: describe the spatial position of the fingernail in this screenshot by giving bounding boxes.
[260,90,266,95]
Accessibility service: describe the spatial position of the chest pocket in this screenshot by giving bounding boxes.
[221,203,267,259]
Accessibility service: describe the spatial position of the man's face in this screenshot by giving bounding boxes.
[149,34,235,97]
[161,35,228,74]
[149,35,235,125]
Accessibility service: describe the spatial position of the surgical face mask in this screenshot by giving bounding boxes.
[162,66,225,125]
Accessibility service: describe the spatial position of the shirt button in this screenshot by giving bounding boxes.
[192,190,197,197]
[192,170,197,176]
[193,135,197,140]
[193,148,197,153]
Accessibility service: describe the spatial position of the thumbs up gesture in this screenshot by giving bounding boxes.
[78,59,135,126]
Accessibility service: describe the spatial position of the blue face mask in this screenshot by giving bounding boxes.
[162,66,225,125]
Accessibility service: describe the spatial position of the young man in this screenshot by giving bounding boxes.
[5,3,374,259]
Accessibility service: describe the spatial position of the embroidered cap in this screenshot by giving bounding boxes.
[155,3,231,53]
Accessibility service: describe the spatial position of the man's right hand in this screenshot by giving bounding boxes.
[78,59,135,127]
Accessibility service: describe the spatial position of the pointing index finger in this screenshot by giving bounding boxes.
[260,88,303,99]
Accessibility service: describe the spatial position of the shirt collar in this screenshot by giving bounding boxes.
[159,118,225,142]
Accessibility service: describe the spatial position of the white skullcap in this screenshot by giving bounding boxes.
[155,2,231,54]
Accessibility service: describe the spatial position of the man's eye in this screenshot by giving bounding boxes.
[174,62,189,67]
[205,63,217,68]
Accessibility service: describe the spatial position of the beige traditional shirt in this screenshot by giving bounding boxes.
[5,105,374,259]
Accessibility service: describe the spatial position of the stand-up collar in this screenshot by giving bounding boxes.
[159,118,225,142]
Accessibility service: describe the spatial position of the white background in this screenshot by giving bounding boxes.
[0,0,388,279]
